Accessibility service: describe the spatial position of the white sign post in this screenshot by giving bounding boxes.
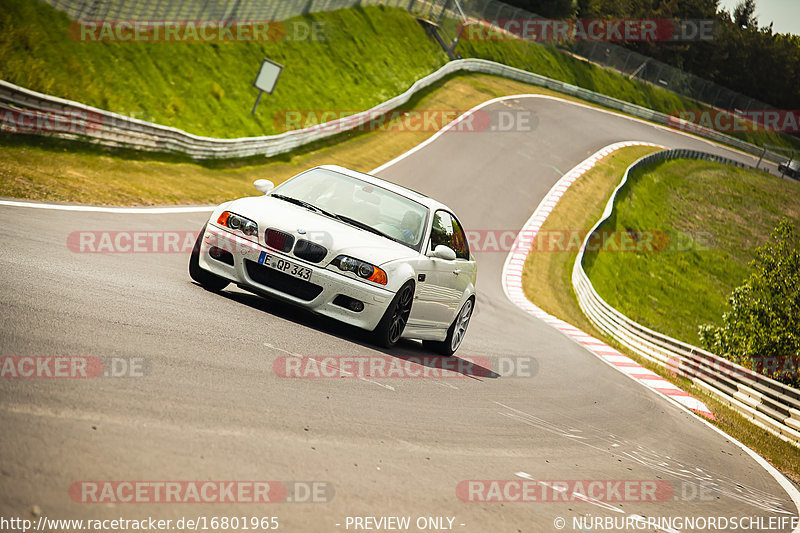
[251,58,284,115]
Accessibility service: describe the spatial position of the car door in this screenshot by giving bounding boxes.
[413,210,474,328]
[441,212,475,324]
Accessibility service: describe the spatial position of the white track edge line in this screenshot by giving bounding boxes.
[3,91,797,524]
[0,199,214,213]
[0,93,761,212]
[495,140,800,529]
[372,98,800,520]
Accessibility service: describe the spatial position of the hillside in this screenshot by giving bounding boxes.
[0,1,448,137]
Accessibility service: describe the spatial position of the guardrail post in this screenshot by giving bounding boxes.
[756,145,767,169]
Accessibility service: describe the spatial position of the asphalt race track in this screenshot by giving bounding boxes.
[1,96,797,533]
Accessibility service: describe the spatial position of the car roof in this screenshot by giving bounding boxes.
[316,165,454,213]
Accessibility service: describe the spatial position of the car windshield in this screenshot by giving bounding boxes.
[271,168,429,251]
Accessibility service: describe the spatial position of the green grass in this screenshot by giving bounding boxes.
[2,0,797,156]
[5,68,739,207]
[583,159,800,345]
[522,145,663,335]
[521,146,800,483]
[0,73,580,205]
[0,1,447,138]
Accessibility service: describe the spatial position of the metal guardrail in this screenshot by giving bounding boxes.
[0,59,466,160]
[572,148,800,446]
[0,59,784,163]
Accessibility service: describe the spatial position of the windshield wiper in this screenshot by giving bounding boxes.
[334,214,402,244]
[271,194,338,219]
[271,194,402,244]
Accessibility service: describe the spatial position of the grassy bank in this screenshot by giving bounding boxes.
[583,158,800,345]
[521,145,800,482]
[2,0,798,155]
[521,145,663,335]
[0,1,447,138]
[0,73,575,205]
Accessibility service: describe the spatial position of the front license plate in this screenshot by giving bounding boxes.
[258,251,312,281]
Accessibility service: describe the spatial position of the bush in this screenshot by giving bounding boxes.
[699,218,800,387]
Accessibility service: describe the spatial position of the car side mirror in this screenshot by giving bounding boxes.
[254,179,274,194]
[428,244,457,261]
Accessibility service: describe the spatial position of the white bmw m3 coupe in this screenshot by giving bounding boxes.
[190,165,477,355]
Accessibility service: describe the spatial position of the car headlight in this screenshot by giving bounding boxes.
[217,211,259,237]
[332,255,387,285]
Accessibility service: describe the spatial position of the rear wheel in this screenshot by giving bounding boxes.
[373,281,415,348]
[423,297,474,356]
[189,223,230,291]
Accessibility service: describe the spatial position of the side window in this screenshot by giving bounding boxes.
[450,214,470,260]
[430,210,454,252]
[430,211,470,260]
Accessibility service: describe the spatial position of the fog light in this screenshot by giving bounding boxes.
[333,294,364,312]
[209,246,234,266]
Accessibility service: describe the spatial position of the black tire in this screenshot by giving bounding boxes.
[373,281,415,348]
[423,297,474,356]
[189,223,230,291]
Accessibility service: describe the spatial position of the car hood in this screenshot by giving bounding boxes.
[226,196,420,265]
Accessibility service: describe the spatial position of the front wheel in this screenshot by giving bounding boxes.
[373,281,415,348]
[189,223,230,291]
[423,297,474,356]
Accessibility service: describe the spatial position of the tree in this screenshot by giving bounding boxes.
[733,0,757,29]
[699,218,800,386]
[533,0,577,18]
[501,0,576,18]
[573,0,799,110]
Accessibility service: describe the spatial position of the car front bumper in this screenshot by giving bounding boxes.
[198,225,394,331]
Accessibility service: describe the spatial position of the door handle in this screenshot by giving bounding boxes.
[453,269,461,276]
